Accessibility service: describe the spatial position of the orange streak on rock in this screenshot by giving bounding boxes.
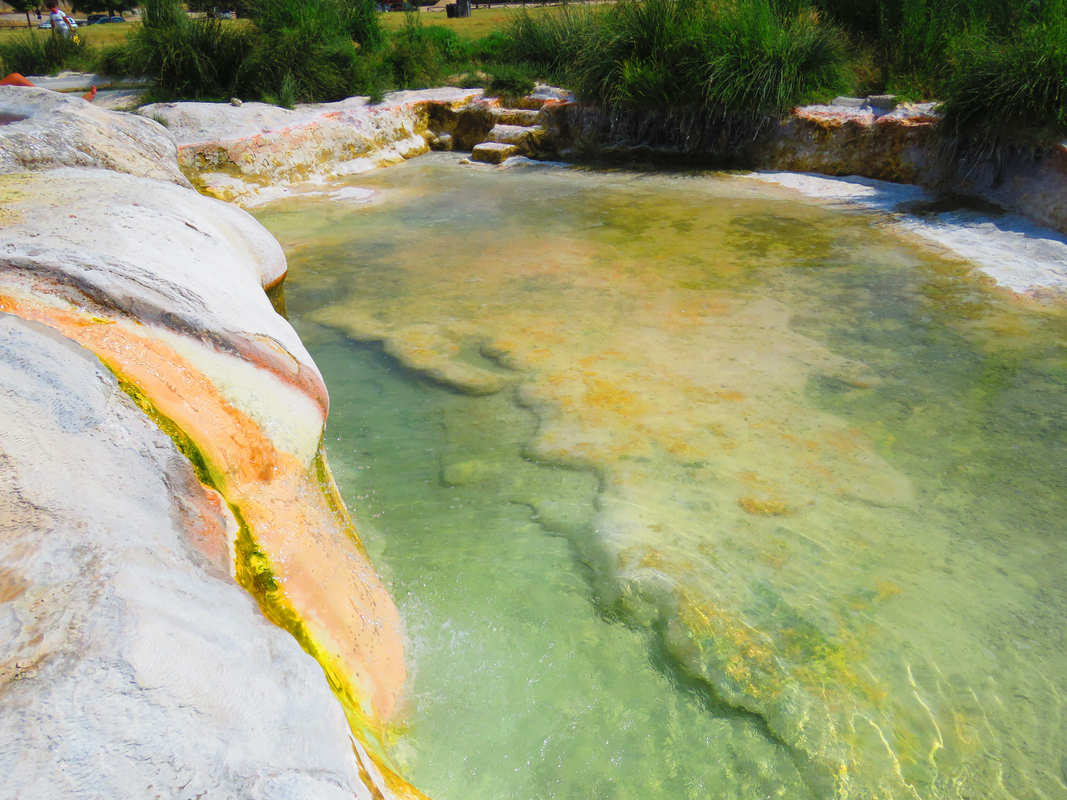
[0,294,406,727]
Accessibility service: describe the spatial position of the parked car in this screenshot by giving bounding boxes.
[37,18,78,29]
[85,13,108,24]
[109,16,125,22]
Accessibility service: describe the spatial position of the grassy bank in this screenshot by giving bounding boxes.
[0,19,134,74]
[379,7,531,40]
[503,0,1067,148]
[1,0,1063,152]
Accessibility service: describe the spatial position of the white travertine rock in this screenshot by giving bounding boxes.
[138,88,483,205]
[747,172,1067,295]
[0,92,419,798]
[471,141,519,164]
[0,86,189,188]
[1,165,290,327]
[0,314,376,800]
[0,168,315,456]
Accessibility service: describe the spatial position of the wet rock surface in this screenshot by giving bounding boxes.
[0,89,422,800]
[0,314,377,800]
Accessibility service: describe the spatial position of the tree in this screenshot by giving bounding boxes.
[71,0,138,16]
[7,0,39,29]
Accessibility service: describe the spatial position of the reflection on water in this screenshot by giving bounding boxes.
[256,154,1067,800]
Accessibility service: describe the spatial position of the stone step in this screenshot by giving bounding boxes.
[471,142,519,164]
[486,124,537,146]
[492,107,541,127]
[498,96,545,111]
[498,86,574,111]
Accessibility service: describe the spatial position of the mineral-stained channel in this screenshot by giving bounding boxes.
[0,87,426,800]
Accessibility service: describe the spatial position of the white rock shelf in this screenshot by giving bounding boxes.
[749,172,1067,297]
[0,86,420,800]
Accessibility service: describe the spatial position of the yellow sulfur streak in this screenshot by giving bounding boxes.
[0,292,426,799]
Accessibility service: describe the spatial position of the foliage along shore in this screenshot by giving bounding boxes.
[1,0,1066,158]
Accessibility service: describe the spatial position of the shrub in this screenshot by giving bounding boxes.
[246,0,386,102]
[111,0,254,100]
[0,30,92,76]
[339,0,385,50]
[940,19,1067,149]
[107,0,389,104]
[418,25,469,63]
[486,65,536,98]
[510,0,851,116]
[796,0,1067,93]
[384,13,447,88]
[468,30,511,63]
[505,4,600,76]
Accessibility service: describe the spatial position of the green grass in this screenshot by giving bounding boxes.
[379,7,548,41]
[102,1,254,101]
[96,0,528,103]
[795,0,1067,94]
[0,28,94,74]
[507,0,852,115]
[9,0,1065,155]
[0,19,136,76]
[940,18,1067,149]
[102,0,386,103]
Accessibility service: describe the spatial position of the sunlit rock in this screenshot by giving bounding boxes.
[0,315,390,800]
[0,94,426,799]
[471,142,520,164]
[0,86,189,187]
[139,89,483,205]
[765,103,942,187]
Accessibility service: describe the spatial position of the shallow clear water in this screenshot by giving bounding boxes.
[256,155,1067,800]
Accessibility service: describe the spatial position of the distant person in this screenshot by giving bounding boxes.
[45,0,74,37]
[0,73,96,102]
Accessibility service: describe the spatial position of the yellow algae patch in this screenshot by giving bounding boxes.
[738,497,794,517]
[675,590,784,702]
[0,292,412,783]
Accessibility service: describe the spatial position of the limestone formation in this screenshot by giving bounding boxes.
[0,90,425,799]
[139,88,483,205]
[764,102,942,186]
[0,314,386,800]
[0,87,189,187]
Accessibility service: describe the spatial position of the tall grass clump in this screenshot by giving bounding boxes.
[0,30,92,76]
[107,0,388,104]
[791,0,1067,92]
[382,13,449,89]
[940,18,1067,151]
[382,13,513,90]
[505,4,602,79]
[510,0,851,116]
[111,0,254,100]
[246,0,378,104]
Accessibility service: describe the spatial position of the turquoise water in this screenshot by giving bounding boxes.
[257,155,1067,799]
[305,337,810,799]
